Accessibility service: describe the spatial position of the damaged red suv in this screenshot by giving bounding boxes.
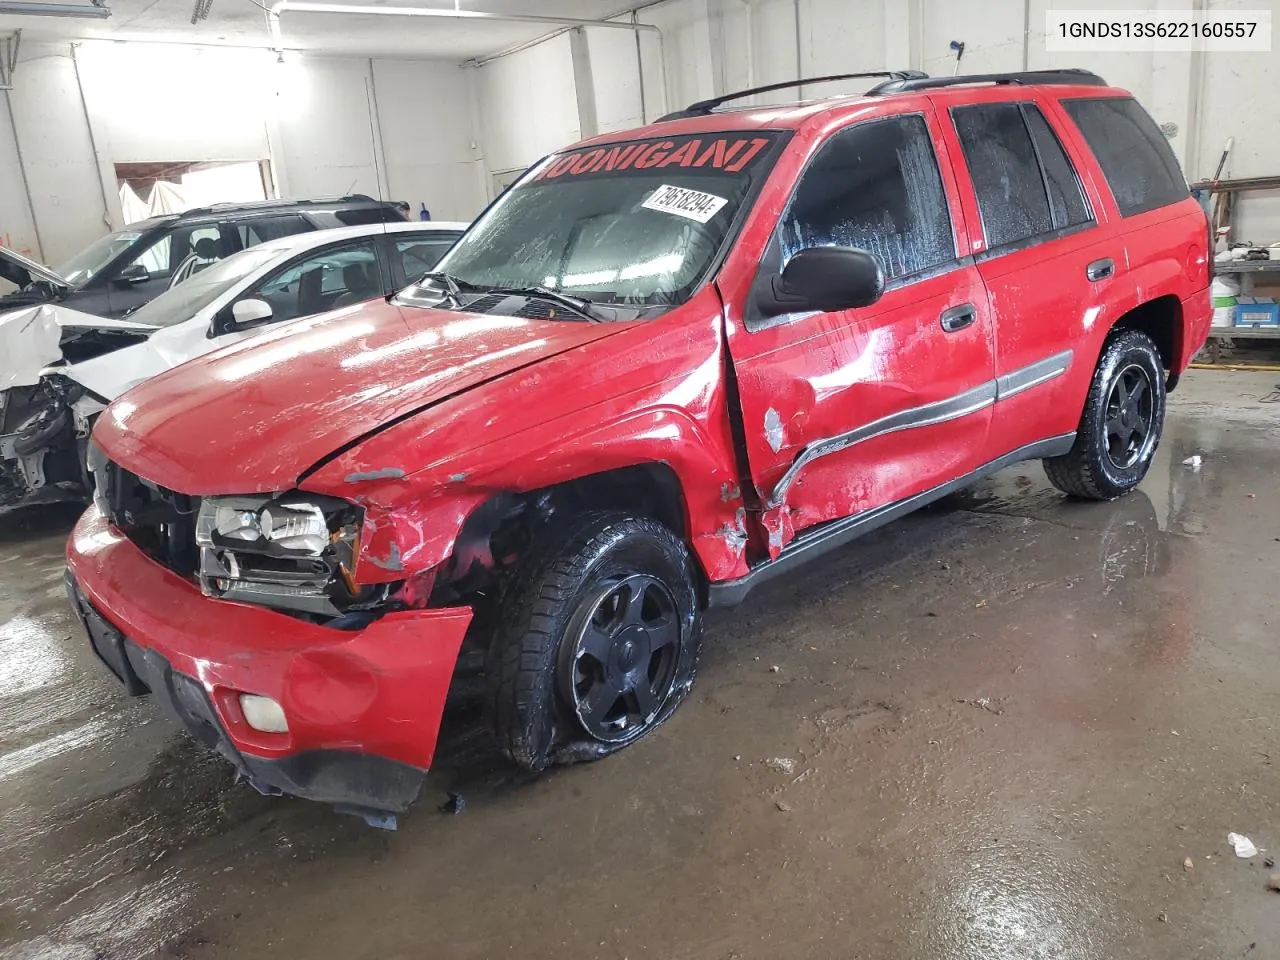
[66,69,1211,824]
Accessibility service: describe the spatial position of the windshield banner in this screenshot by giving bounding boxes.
[535,133,777,182]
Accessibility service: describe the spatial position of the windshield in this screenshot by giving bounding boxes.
[124,244,286,328]
[401,132,781,314]
[54,229,150,288]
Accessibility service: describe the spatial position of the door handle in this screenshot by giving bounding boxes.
[1087,257,1115,281]
[940,303,977,333]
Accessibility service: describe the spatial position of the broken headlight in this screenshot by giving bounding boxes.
[195,493,385,619]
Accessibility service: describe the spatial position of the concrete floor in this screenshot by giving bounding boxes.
[2,368,1279,960]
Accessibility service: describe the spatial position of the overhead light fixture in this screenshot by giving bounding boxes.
[0,1,111,17]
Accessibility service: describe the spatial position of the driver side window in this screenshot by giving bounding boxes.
[250,241,380,325]
[126,225,223,282]
[780,115,955,282]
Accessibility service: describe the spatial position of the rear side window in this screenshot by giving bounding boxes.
[335,207,404,226]
[395,234,460,280]
[780,114,954,282]
[237,214,311,248]
[952,103,1053,249]
[1062,97,1188,216]
[1022,106,1092,229]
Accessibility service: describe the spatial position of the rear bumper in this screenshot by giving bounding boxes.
[65,506,473,813]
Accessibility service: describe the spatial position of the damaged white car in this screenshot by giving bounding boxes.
[0,220,465,512]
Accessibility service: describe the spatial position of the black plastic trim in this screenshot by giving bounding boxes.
[709,433,1078,607]
[973,220,1098,263]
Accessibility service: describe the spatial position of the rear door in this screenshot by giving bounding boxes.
[725,109,996,556]
[940,95,1121,456]
[1058,96,1211,371]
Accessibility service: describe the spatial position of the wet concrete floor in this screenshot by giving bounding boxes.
[2,368,1279,960]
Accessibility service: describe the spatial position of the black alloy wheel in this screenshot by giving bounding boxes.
[1103,363,1155,469]
[562,574,682,743]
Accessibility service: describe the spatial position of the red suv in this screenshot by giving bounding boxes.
[66,69,1211,824]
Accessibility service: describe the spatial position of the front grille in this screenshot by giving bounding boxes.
[101,459,200,577]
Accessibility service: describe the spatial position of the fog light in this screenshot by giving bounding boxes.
[239,694,288,733]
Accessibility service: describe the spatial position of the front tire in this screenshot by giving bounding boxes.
[488,511,702,771]
[1044,330,1166,500]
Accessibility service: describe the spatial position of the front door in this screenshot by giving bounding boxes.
[725,110,996,557]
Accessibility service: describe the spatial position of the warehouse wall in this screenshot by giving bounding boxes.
[472,0,1279,193]
[0,41,485,265]
[476,33,580,180]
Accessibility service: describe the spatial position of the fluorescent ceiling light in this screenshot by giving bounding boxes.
[0,0,110,16]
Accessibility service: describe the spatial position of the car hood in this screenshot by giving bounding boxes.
[94,300,630,494]
[0,304,158,390]
[0,246,69,293]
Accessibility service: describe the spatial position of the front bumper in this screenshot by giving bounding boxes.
[66,507,473,814]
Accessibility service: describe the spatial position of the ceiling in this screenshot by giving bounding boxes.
[0,0,653,60]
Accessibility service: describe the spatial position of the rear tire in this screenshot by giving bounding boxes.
[488,511,702,771]
[1043,330,1166,500]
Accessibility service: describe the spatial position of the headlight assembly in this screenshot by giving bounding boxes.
[195,493,382,619]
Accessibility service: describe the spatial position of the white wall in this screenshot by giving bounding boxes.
[374,59,482,222]
[0,92,39,261]
[5,44,113,268]
[477,33,579,177]
[0,41,486,266]
[274,57,386,200]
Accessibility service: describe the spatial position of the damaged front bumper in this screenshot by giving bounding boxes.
[66,507,473,820]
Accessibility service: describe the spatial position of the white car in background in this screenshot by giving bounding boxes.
[0,220,467,512]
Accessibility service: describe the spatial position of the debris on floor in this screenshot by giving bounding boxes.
[775,799,793,813]
[1268,874,1280,892]
[765,757,796,774]
[1183,455,1203,470]
[956,696,1003,715]
[768,665,781,673]
[439,792,467,815]
[1183,857,1195,872]
[1228,832,1258,858]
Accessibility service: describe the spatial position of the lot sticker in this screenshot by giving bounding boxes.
[641,184,729,224]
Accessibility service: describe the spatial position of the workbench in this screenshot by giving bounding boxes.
[1204,260,1280,360]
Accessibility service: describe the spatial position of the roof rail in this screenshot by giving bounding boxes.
[179,194,384,217]
[867,68,1107,95]
[657,70,929,121]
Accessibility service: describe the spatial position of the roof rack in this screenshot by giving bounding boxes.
[657,70,929,122]
[179,194,384,217]
[867,68,1107,95]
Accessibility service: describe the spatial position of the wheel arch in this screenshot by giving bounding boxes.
[1108,294,1184,390]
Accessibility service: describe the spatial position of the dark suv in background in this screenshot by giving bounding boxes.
[0,195,405,318]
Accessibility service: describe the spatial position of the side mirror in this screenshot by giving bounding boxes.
[231,298,273,329]
[113,263,150,288]
[759,246,885,318]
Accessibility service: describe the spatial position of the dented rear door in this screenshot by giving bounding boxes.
[723,107,996,557]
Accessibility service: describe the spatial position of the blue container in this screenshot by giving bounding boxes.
[1235,301,1280,326]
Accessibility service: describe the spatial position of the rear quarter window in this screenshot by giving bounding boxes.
[1062,97,1188,217]
[334,207,405,226]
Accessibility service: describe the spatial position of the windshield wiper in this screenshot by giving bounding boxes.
[486,286,604,322]
[414,271,482,307]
